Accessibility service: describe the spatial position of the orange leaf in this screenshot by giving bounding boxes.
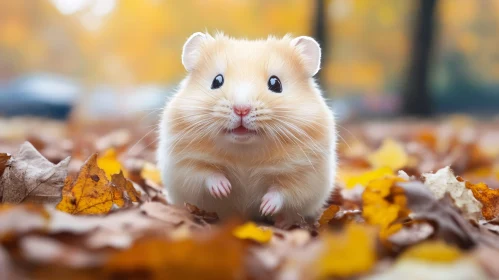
[56,154,136,215]
[0,153,10,177]
[111,171,140,203]
[466,181,499,220]
[319,205,340,226]
[105,227,246,279]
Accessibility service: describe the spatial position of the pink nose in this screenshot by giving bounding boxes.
[233,105,251,116]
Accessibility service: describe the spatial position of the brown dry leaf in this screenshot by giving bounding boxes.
[185,203,219,223]
[105,226,246,280]
[20,236,105,268]
[0,204,49,237]
[111,171,140,203]
[387,222,434,248]
[399,181,476,249]
[0,142,69,204]
[465,180,499,220]
[0,153,10,177]
[318,205,340,226]
[56,154,136,215]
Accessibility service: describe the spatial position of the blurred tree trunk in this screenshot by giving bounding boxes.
[402,0,438,117]
[313,0,328,87]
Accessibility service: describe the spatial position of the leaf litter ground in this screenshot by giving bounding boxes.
[1,116,499,279]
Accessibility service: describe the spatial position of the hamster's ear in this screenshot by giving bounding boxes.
[182,32,210,72]
[291,36,321,76]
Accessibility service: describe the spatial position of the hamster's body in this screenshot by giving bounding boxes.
[157,32,336,227]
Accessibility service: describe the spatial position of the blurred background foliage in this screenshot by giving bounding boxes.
[0,0,498,121]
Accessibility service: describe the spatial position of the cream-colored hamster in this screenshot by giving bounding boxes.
[157,32,337,228]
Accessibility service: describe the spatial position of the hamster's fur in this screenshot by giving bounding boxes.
[157,32,337,228]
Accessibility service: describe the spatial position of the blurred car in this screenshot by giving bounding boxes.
[0,73,82,120]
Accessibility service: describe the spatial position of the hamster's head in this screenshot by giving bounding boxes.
[168,32,330,151]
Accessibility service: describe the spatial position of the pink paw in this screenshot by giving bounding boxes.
[260,189,284,216]
[205,173,231,199]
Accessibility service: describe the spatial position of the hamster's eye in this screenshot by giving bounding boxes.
[268,75,282,93]
[211,74,224,89]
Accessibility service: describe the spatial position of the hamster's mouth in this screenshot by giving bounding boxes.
[226,126,256,136]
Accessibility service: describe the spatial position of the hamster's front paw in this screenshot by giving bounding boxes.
[205,173,232,199]
[260,188,284,216]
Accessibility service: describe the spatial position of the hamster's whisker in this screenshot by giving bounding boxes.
[273,122,318,173]
[166,119,214,158]
[273,118,325,152]
[176,121,219,155]
[335,131,352,151]
[126,126,160,156]
[192,80,218,101]
[165,113,212,124]
[265,124,293,161]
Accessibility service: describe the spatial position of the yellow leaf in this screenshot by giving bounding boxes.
[319,205,340,226]
[368,139,408,170]
[97,148,127,180]
[400,241,463,263]
[56,154,136,215]
[141,162,163,186]
[362,177,409,241]
[232,222,272,244]
[316,224,376,278]
[344,167,394,189]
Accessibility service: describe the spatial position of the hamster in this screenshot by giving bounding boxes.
[157,32,337,228]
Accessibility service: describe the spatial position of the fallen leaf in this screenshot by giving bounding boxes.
[0,142,69,204]
[399,240,462,263]
[140,161,162,186]
[0,153,10,177]
[56,154,136,215]
[399,181,477,249]
[105,227,246,280]
[366,258,488,280]
[233,222,273,244]
[316,223,376,278]
[465,180,499,220]
[362,176,410,240]
[318,205,340,226]
[472,246,499,279]
[387,222,434,248]
[97,148,127,180]
[185,203,219,224]
[0,204,49,237]
[111,171,140,203]
[367,138,409,170]
[344,167,394,189]
[423,166,482,221]
[20,236,105,268]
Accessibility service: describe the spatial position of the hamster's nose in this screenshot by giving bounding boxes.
[233,104,251,116]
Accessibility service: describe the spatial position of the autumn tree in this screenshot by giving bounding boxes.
[401,0,439,117]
